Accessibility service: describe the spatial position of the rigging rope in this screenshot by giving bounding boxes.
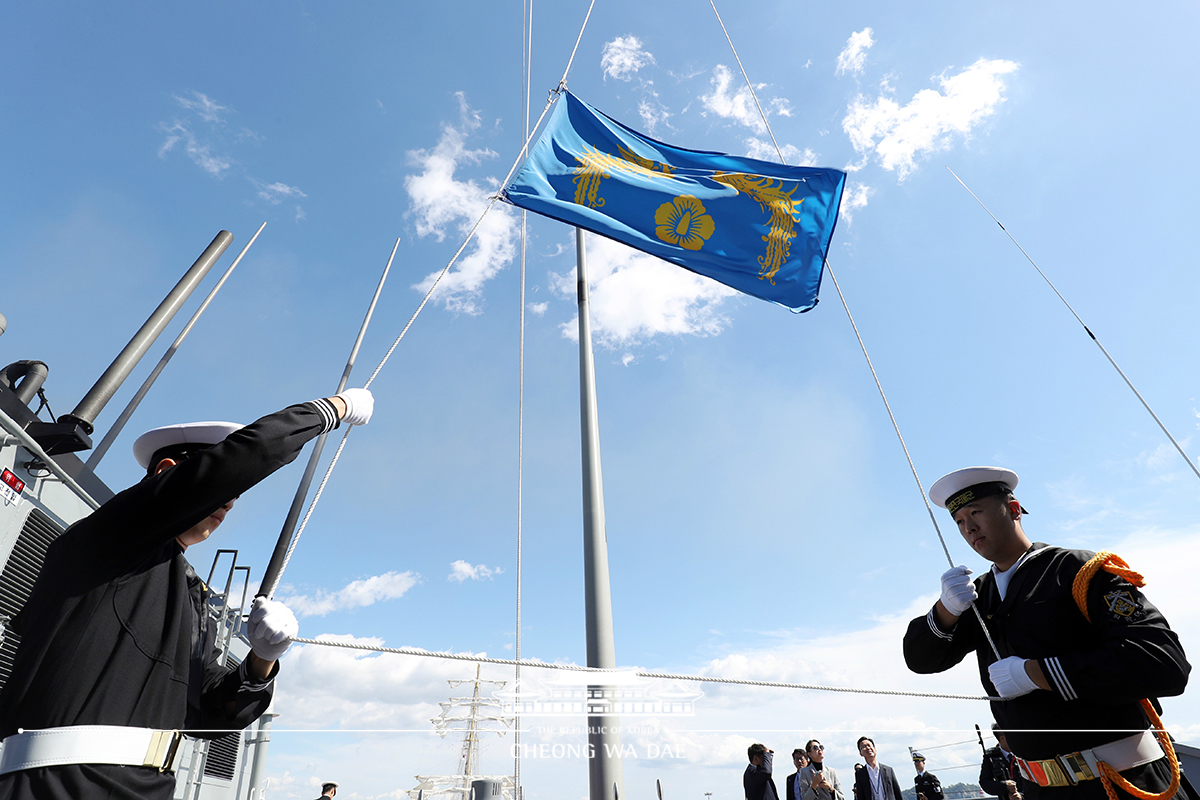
[557,0,596,91]
[274,194,508,585]
[290,636,995,701]
[824,267,1001,661]
[266,0,597,626]
[515,0,535,795]
[707,0,784,162]
[264,239,399,599]
[909,738,980,750]
[947,167,1200,485]
[706,0,1001,660]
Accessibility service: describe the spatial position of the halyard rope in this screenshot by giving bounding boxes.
[515,0,536,794]
[271,0,599,590]
[290,636,995,701]
[707,0,1001,660]
[707,0,785,162]
[824,266,1002,660]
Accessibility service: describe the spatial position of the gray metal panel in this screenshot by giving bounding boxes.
[1175,742,1200,784]
[0,509,64,687]
[203,733,240,781]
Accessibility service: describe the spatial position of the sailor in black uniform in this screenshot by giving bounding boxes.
[0,389,373,799]
[903,466,1192,800]
[911,753,943,800]
[980,728,1025,800]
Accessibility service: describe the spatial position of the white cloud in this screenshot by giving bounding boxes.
[743,138,818,166]
[156,121,232,177]
[550,234,738,348]
[279,571,419,618]
[699,65,768,134]
[769,97,793,117]
[253,180,308,205]
[1137,441,1189,472]
[173,90,228,124]
[274,633,471,730]
[156,91,271,195]
[406,94,518,315]
[835,28,875,77]
[842,58,1019,179]
[262,525,1200,797]
[236,127,264,144]
[528,301,548,316]
[601,36,655,81]
[838,182,875,224]
[637,93,671,134]
[448,560,503,582]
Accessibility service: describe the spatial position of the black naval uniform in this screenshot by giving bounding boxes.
[980,745,1025,798]
[914,771,943,800]
[904,543,1192,800]
[0,400,340,800]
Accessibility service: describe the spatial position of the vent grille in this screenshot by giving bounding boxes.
[203,732,240,781]
[0,509,64,688]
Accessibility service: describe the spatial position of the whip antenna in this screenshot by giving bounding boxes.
[948,167,1200,484]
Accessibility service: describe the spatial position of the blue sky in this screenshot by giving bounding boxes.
[4,1,1200,798]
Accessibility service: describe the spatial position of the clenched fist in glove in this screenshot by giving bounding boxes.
[335,387,374,426]
[989,655,1040,698]
[247,596,299,662]
[940,565,978,617]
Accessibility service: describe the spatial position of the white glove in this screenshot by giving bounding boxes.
[989,656,1039,698]
[940,565,978,616]
[247,596,299,661]
[336,387,374,426]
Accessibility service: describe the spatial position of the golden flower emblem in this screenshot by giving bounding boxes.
[654,195,715,251]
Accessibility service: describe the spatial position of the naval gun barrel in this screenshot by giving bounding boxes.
[60,230,232,436]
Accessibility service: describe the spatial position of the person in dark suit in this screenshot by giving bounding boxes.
[746,743,780,800]
[786,748,810,800]
[854,738,903,800]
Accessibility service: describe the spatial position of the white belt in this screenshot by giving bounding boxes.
[0,726,185,775]
[1014,730,1164,787]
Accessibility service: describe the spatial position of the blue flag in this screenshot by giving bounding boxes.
[501,91,846,311]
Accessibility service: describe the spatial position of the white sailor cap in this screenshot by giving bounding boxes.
[929,466,1020,515]
[133,421,244,469]
[321,781,340,790]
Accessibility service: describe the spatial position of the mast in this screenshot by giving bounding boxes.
[575,228,625,800]
[411,667,515,799]
[459,665,485,776]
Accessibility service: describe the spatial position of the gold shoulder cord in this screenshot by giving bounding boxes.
[1071,552,1182,800]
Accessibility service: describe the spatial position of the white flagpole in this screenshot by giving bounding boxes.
[575,227,625,800]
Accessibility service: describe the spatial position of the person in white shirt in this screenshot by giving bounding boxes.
[853,737,903,800]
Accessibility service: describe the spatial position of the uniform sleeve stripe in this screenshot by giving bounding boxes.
[1043,657,1077,701]
[237,658,276,690]
[309,398,339,434]
[926,608,955,641]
